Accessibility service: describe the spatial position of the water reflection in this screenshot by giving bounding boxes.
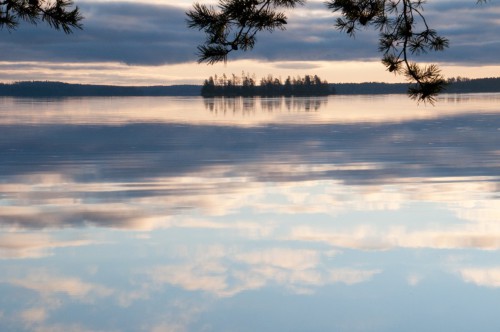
[1,93,500,125]
[1,119,498,229]
[204,96,326,114]
[1,95,500,331]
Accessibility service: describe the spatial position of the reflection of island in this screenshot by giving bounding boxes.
[204,96,328,114]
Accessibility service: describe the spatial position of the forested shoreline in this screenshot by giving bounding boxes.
[0,77,500,97]
[0,81,201,97]
[201,74,333,97]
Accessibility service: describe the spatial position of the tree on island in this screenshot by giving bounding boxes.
[0,0,83,33]
[187,0,489,103]
[201,73,332,97]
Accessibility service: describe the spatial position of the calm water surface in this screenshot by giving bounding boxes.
[0,94,499,331]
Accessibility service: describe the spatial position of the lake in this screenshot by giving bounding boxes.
[0,94,499,331]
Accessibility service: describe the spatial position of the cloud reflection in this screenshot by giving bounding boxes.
[19,307,47,324]
[289,211,500,251]
[0,233,92,259]
[149,247,380,297]
[9,272,113,300]
[0,96,499,259]
[0,245,379,330]
[3,269,116,331]
[1,94,500,126]
[459,268,500,288]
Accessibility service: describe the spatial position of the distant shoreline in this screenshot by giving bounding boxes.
[0,81,201,97]
[1,78,500,97]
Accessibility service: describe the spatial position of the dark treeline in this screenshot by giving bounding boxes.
[1,77,500,98]
[201,73,333,97]
[333,77,500,95]
[0,81,201,97]
[444,77,500,94]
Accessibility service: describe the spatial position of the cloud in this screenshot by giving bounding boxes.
[0,2,203,65]
[407,274,423,287]
[148,246,380,297]
[0,0,498,66]
[235,248,321,270]
[9,272,114,300]
[19,307,48,324]
[2,270,116,331]
[140,299,210,332]
[199,0,500,64]
[272,62,322,70]
[459,268,500,288]
[0,233,92,259]
[289,224,500,252]
[24,323,110,332]
[0,98,499,232]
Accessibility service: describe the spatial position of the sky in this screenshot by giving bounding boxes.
[1,0,500,86]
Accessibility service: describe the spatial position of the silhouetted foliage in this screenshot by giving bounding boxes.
[444,77,500,94]
[332,76,500,95]
[3,77,500,98]
[201,73,332,97]
[187,0,490,103]
[0,0,82,33]
[186,0,303,64]
[0,81,201,97]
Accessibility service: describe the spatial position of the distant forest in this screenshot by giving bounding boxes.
[0,81,200,97]
[1,77,500,97]
[201,74,332,97]
[334,77,500,95]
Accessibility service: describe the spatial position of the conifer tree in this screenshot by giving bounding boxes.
[0,0,83,33]
[200,73,331,96]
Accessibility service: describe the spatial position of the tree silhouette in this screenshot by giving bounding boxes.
[186,0,303,64]
[187,0,489,103]
[0,0,83,33]
[201,73,331,96]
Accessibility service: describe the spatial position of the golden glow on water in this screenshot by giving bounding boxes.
[1,93,500,126]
